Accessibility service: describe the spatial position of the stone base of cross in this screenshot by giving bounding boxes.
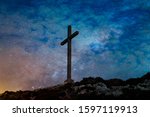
[60,25,79,84]
[64,78,74,84]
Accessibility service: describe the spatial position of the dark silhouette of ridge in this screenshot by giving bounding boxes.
[0,72,150,100]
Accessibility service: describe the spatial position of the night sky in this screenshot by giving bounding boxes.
[0,0,150,92]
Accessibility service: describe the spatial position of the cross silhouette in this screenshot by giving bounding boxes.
[60,25,79,84]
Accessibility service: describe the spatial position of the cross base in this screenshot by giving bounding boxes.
[64,79,74,84]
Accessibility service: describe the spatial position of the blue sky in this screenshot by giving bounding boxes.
[0,0,150,92]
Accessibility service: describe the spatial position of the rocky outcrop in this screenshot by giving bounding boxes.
[0,72,150,100]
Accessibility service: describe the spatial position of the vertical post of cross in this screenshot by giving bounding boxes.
[67,25,72,83]
[60,25,79,84]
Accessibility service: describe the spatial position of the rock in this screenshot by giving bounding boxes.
[135,79,150,90]
[141,72,150,79]
[78,89,87,95]
[94,82,109,94]
[106,79,125,86]
[112,89,123,97]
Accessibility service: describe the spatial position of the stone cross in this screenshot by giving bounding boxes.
[60,25,79,84]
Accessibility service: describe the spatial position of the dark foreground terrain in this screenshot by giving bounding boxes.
[0,72,150,100]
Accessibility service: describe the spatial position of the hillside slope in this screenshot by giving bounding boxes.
[0,72,150,100]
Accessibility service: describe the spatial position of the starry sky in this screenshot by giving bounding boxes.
[0,0,150,92]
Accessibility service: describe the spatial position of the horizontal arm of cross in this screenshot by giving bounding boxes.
[60,31,79,46]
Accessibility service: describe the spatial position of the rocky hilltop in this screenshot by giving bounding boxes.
[0,72,150,100]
